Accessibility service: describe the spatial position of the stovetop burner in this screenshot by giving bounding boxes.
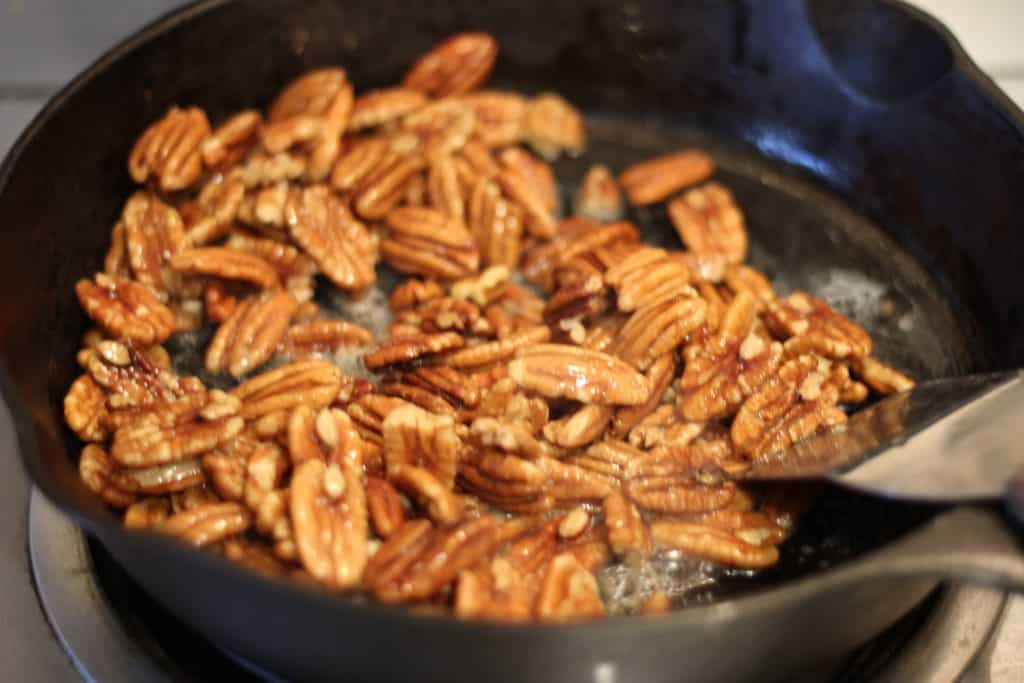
[27,489,1007,683]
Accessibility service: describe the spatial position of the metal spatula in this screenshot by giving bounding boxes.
[745,370,1024,520]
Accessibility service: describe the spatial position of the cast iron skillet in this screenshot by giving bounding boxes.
[3,0,1024,681]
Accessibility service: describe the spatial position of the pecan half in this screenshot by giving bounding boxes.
[206,290,298,377]
[389,278,444,311]
[201,110,261,169]
[365,516,503,603]
[541,456,617,505]
[851,356,915,395]
[650,520,779,569]
[442,325,550,370]
[121,191,186,298]
[170,247,280,290]
[523,93,585,161]
[495,167,557,239]
[79,444,136,508]
[534,553,605,622]
[290,458,368,589]
[284,319,373,356]
[389,463,464,525]
[65,375,109,442]
[458,450,552,514]
[286,185,377,292]
[603,491,651,556]
[618,150,714,206]
[231,359,343,420]
[287,405,364,467]
[185,176,247,246]
[604,247,694,312]
[677,291,784,421]
[723,264,776,309]
[508,344,650,406]
[109,457,206,496]
[576,164,623,222]
[543,404,614,448]
[160,501,251,547]
[461,90,527,147]
[765,292,872,360]
[668,183,748,265]
[76,274,175,345]
[350,88,428,131]
[382,404,460,489]
[402,32,498,97]
[469,417,550,460]
[610,296,706,371]
[365,476,406,538]
[364,331,464,370]
[612,353,677,437]
[129,106,210,191]
[402,365,481,409]
[467,177,524,268]
[382,206,480,280]
[110,400,244,468]
[731,354,849,458]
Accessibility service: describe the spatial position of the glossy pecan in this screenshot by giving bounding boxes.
[389,463,464,525]
[610,295,706,371]
[851,355,915,395]
[364,516,503,603]
[382,206,480,280]
[330,137,388,192]
[109,457,206,496]
[625,475,736,515]
[534,553,605,622]
[79,339,198,410]
[508,344,649,405]
[466,178,525,269]
[76,274,175,345]
[731,354,849,458]
[206,290,298,377]
[363,331,464,370]
[160,501,251,547]
[650,520,779,569]
[129,106,210,191]
[79,444,136,508]
[564,439,640,483]
[110,397,244,468]
[402,32,498,97]
[618,149,714,206]
[612,353,677,438]
[120,191,186,298]
[382,403,460,489]
[123,497,172,530]
[461,90,527,147]
[458,449,552,514]
[171,246,280,290]
[287,405,364,468]
[401,365,481,409]
[365,476,406,538]
[286,185,377,292]
[469,417,550,460]
[237,151,307,189]
[185,175,247,246]
[603,491,651,556]
[202,434,275,502]
[399,98,476,158]
[349,88,428,131]
[284,319,373,356]
[454,557,533,622]
[495,167,557,239]
[352,151,428,220]
[222,539,291,579]
[523,93,585,161]
[425,153,465,224]
[543,404,614,448]
[575,164,624,222]
[290,458,368,588]
[540,456,618,505]
[65,375,109,442]
[201,110,261,169]
[765,292,872,360]
[723,264,776,309]
[389,278,444,311]
[603,247,694,312]
[231,359,343,420]
[668,183,748,265]
[677,291,784,421]
[626,405,704,451]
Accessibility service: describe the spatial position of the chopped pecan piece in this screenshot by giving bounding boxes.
[668,183,748,265]
[731,354,849,458]
[455,557,533,622]
[469,417,550,460]
[618,149,714,206]
[231,359,343,420]
[290,458,368,588]
[365,516,503,603]
[677,291,784,421]
[523,93,585,160]
[603,492,651,556]
[508,344,650,406]
[76,274,175,345]
[206,290,298,377]
[765,292,872,360]
[576,164,623,222]
[389,463,464,525]
[349,88,428,131]
[402,32,498,97]
[170,247,280,290]
[650,520,779,569]
[851,356,915,395]
[382,206,480,280]
[626,405,705,450]
[382,404,460,489]
[129,106,210,191]
[389,278,444,311]
[286,185,377,292]
[365,476,406,538]
[534,553,605,622]
[364,331,464,370]
[160,501,251,547]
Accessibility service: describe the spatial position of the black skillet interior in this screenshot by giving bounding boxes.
[1,0,1022,653]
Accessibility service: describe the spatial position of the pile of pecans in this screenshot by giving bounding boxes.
[64,32,915,621]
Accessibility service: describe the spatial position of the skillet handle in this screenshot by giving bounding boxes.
[869,506,1024,593]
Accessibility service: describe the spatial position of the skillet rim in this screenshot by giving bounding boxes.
[0,0,1021,638]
